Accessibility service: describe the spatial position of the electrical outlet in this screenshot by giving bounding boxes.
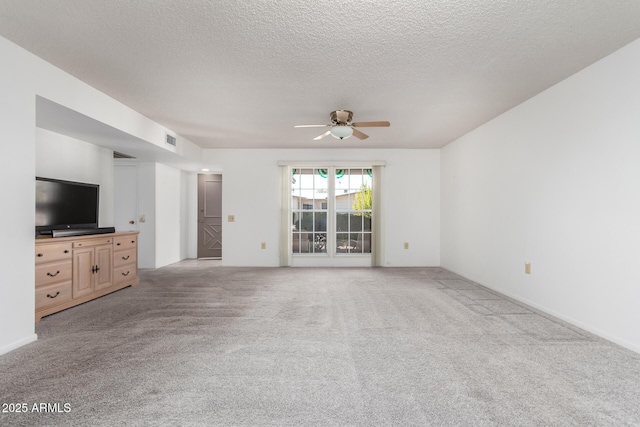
[525,262,531,274]
[404,242,409,250]
[261,242,266,249]
[228,215,235,222]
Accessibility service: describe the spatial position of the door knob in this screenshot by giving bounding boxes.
[129,220,135,224]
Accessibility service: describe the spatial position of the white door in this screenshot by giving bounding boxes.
[114,164,138,232]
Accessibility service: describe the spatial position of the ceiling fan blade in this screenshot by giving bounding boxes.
[351,121,390,127]
[352,128,369,140]
[294,124,330,128]
[313,130,331,140]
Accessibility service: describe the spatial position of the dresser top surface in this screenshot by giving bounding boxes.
[36,231,139,244]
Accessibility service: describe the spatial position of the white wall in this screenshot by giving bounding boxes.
[0,35,198,354]
[155,163,183,267]
[7,21,638,357]
[0,39,37,354]
[186,173,199,259]
[180,171,193,260]
[201,149,440,267]
[36,128,114,227]
[123,162,190,269]
[137,163,157,269]
[441,38,640,353]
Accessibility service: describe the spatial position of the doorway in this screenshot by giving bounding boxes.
[197,174,222,259]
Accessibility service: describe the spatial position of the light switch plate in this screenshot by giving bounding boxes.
[228,215,235,222]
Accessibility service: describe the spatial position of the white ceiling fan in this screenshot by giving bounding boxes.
[295,110,390,140]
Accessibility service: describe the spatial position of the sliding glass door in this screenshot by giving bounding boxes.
[291,167,372,266]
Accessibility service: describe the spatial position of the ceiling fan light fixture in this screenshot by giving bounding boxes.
[330,126,353,140]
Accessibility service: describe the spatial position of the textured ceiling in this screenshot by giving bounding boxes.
[1,1,640,149]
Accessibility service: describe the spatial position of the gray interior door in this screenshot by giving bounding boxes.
[198,174,222,258]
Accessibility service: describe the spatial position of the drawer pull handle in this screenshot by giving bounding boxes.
[117,243,121,246]
[131,240,135,243]
[122,271,130,276]
[64,250,69,254]
[37,253,43,257]
[47,271,60,277]
[122,255,130,260]
[47,291,60,299]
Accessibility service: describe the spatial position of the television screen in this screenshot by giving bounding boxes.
[36,177,99,234]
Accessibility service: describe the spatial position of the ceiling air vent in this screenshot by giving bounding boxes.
[166,134,177,147]
[113,151,136,159]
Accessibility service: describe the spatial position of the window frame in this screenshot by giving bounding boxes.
[291,166,372,259]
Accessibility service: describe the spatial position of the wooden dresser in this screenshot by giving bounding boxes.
[35,231,139,322]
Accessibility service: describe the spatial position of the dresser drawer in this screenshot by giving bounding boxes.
[35,260,72,287]
[35,242,72,265]
[114,235,137,251]
[73,237,113,248]
[36,282,72,310]
[114,248,137,267]
[114,264,137,286]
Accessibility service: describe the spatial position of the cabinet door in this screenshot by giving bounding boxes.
[95,244,113,290]
[73,247,95,298]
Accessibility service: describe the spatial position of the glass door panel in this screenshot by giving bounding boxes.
[292,168,328,254]
[334,168,372,254]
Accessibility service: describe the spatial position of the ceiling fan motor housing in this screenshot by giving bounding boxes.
[330,110,353,125]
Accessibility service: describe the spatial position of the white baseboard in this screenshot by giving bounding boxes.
[441,266,640,355]
[495,291,640,355]
[0,334,38,356]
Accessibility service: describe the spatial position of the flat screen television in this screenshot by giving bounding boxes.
[35,177,99,235]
